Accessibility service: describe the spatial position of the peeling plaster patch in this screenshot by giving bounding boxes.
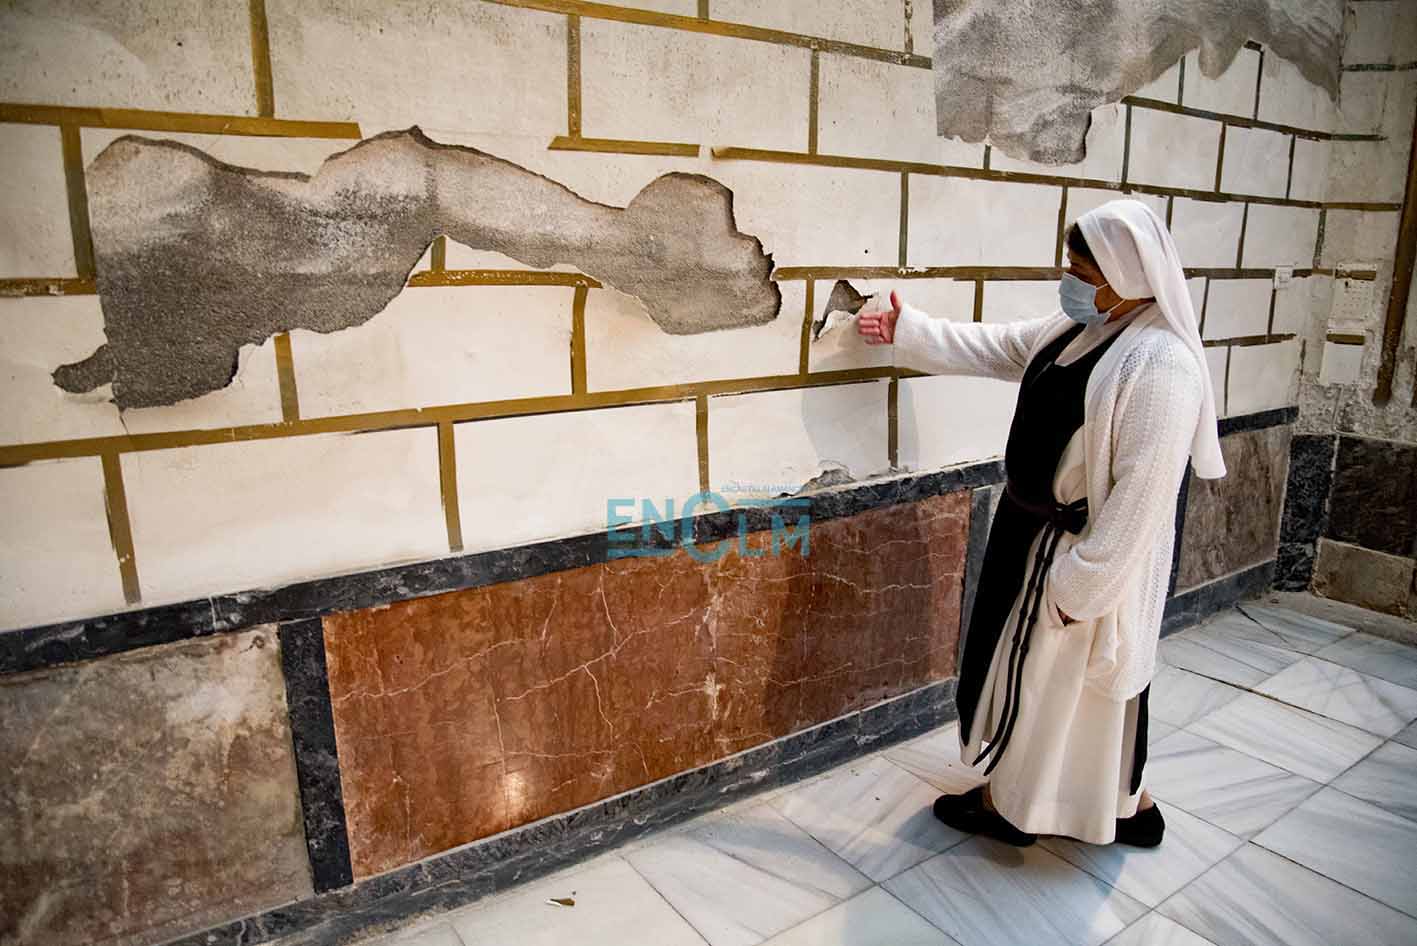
[931,0,1344,164]
[58,128,781,409]
[812,279,871,341]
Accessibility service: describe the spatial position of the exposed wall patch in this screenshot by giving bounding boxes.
[930,0,1344,164]
[57,128,781,409]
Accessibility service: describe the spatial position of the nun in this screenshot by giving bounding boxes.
[857,198,1223,847]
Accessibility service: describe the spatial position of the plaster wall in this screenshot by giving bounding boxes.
[1,3,1407,944]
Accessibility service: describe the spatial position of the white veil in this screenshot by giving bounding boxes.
[1077,199,1226,480]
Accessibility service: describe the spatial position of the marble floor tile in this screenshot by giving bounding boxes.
[1234,604,1353,653]
[1157,843,1417,946]
[1313,633,1417,690]
[1145,730,1320,838]
[1040,802,1242,907]
[1105,913,1218,946]
[773,756,967,882]
[624,804,871,946]
[1156,614,1303,688]
[883,837,1148,946]
[883,723,988,796]
[1149,664,1246,729]
[1256,657,1417,737]
[1333,740,1417,823]
[451,856,704,946]
[1394,719,1417,749]
[760,887,960,946]
[1148,721,1178,746]
[381,924,463,946]
[1253,786,1417,916]
[1188,692,1383,782]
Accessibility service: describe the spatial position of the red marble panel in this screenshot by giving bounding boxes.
[324,490,968,877]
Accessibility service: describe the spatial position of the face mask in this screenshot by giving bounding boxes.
[1059,273,1124,326]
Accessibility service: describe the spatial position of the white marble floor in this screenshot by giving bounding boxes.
[354,598,1417,946]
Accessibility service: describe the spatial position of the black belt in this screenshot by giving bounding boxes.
[971,481,1088,775]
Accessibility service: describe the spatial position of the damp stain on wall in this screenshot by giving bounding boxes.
[56,128,782,410]
[931,0,1345,164]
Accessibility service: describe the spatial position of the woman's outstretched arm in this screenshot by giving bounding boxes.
[858,290,1059,383]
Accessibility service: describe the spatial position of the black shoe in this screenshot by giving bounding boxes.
[932,787,1037,847]
[1114,803,1165,847]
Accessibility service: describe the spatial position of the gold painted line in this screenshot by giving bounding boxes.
[430,236,447,272]
[1313,208,1326,268]
[776,266,1065,281]
[808,49,819,155]
[898,172,909,267]
[902,0,913,54]
[1054,186,1069,267]
[698,0,709,18]
[983,144,991,170]
[1201,332,1296,348]
[1123,95,1365,143]
[0,103,361,138]
[100,451,142,604]
[695,395,710,493]
[59,125,95,278]
[1235,202,1249,268]
[1252,47,1264,120]
[408,269,602,288]
[484,0,932,68]
[1165,194,1175,228]
[773,265,1325,283]
[1197,277,1209,336]
[1323,201,1404,211]
[710,145,1368,211]
[548,134,700,156]
[567,14,582,137]
[1330,267,1377,280]
[799,279,814,375]
[1284,135,1296,200]
[273,331,300,422]
[1214,123,1227,192]
[1121,104,1132,184]
[1265,287,1277,335]
[1329,133,1387,142]
[887,375,899,468]
[437,421,464,553]
[570,285,588,394]
[972,279,984,323]
[0,368,906,466]
[0,277,97,296]
[1176,55,1186,107]
[1222,343,1230,410]
[1326,333,1366,346]
[249,0,275,118]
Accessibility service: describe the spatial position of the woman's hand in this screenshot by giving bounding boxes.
[857,290,902,345]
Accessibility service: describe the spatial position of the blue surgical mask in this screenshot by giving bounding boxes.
[1059,273,1123,326]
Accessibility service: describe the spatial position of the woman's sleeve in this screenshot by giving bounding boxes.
[1043,343,1204,623]
[892,301,1056,383]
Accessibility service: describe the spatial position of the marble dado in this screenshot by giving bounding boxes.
[323,492,969,878]
[0,628,310,946]
[1176,425,1291,592]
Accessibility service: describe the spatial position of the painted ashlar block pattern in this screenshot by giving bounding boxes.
[0,0,1403,627]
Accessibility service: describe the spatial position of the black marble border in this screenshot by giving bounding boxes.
[958,483,1000,667]
[1,460,1005,676]
[2,405,1299,678]
[1167,461,1194,597]
[162,678,959,946]
[1160,558,1277,637]
[278,619,355,893]
[1276,433,1337,591]
[1216,405,1297,437]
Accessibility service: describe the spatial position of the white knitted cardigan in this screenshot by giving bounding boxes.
[894,301,1204,702]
